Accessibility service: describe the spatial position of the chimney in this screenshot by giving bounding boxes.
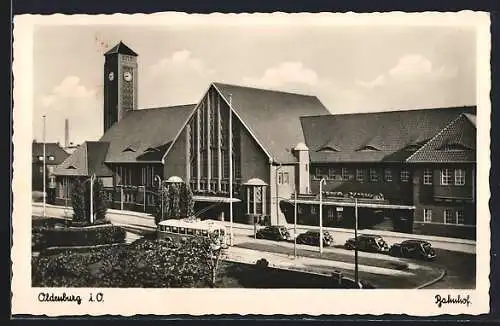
[64,118,69,148]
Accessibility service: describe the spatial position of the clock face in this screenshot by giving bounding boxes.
[123,71,133,82]
[108,72,114,81]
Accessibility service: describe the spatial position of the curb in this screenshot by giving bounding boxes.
[415,268,447,289]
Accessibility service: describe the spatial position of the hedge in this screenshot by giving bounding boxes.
[36,225,126,250]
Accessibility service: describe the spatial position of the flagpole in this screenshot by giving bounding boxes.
[228,94,233,246]
[42,115,46,217]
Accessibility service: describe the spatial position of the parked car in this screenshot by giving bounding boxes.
[296,230,334,247]
[389,239,437,260]
[344,234,389,253]
[255,226,291,241]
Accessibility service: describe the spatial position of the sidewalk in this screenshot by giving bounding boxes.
[32,203,476,253]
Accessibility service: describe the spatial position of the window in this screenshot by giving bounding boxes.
[454,169,466,186]
[444,209,454,224]
[369,169,378,182]
[298,205,303,214]
[356,169,365,182]
[341,168,353,181]
[328,208,334,219]
[441,168,453,185]
[38,156,44,161]
[39,166,44,173]
[423,169,433,185]
[311,206,317,214]
[456,210,465,225]
[328,168,338,180]
[400,169,410,182]
[423,209,432,223]
[48,166,54,173]
[48,155,55,161]
[384,169,392,182]
[315,167,326,180]
[278,171,289,184]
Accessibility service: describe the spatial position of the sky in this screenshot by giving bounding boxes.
[32,23,477,145]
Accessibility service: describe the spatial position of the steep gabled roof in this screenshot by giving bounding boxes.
[53,141,112,177]
[212,82,331,163]
[104,41,138,56]
[407,113,476,163]
[99,104,196,163]
[300,106,476,163]
[32,142,69,164]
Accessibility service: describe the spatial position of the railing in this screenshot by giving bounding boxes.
[190,179,242,197]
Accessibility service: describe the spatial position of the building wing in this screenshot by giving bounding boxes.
[300,106,476,163]
[99,104,196,163]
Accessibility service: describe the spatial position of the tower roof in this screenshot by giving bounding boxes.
[104,41,138,56]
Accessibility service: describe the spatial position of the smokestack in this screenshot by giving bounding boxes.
[64,118,69,148]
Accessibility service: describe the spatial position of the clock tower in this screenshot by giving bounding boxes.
[103,41,138,132]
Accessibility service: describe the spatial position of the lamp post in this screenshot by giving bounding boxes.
[89,174,96,224]
[155,175,163,220]
[319,178,326,255]
[275,163,283,226]
[354,197,359,285]
[293,191,297,259]
[42,115,46,217]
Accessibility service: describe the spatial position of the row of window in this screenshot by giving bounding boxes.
[314,167,467,186]
[423,208,466,225]
[314,167,410,183]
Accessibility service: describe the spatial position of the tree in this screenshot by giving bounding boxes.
[168,184,181,219]
[92,178,108,222]
[180,182,195,219]
[154,185,171,225]
[71,179,87,223]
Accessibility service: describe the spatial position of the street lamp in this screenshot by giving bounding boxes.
[42,115,46,217]
[89,174,96,224]
[348,194,360,285]
[293,191,297,259]
[319,178,326,255]
[154,175,163,220]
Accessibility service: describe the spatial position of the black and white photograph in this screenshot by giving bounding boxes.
[12,11,491,316]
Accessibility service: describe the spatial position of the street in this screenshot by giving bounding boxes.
[32,204,476,289]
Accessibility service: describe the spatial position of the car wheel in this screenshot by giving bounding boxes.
[256,233,262,239]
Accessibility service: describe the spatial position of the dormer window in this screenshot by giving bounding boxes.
[38,156,44,161]
[123,146,136,153]
[48,155,55,161]
[356,145,380,152]
[404,144,421,151]
[316,146,339,152]
[144,147,160,153]
[437,143,472,151]
[67,165,77,169]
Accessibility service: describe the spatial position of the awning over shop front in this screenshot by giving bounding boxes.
[282,198,415,210]
[193,195,242,203]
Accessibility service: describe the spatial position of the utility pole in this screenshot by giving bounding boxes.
[294,191,297,259]
[42,115,46,217]
[228,94,234,246]
[354,197,359,285]
[319,178,326,255]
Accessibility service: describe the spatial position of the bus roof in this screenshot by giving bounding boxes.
[158,218,226,231]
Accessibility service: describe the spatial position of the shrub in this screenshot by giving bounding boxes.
[32,237,224,288]
[39,225,126,249]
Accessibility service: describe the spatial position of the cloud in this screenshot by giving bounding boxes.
[36,76,101,144]
[242,61,319,89]
[356,54,458,89]
[149,50,214,76]
[40,76,96,108]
